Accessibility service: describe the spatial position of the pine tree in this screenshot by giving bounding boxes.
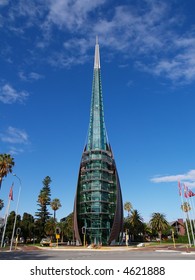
[35,176,52,238]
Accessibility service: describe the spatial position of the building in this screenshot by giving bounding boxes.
[73,38,123,245]
[170,219,185,236]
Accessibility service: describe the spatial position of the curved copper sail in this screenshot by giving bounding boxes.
[74,38,123,245]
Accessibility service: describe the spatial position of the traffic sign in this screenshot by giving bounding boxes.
[56,234,60,239]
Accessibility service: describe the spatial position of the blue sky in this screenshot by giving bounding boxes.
[1,0,195,223]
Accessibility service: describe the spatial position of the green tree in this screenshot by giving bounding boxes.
[129,209,144,241]
[142,223,152,241]
[124,201,133,217]
[149,212,169,241]
[0,154,15,189]
[35,176,52,238]
[20,213,35,243]
[50,198,62,221]
[123,209,144,242]
[45,217,56,240]
[123,217,130,232]
[5,211,21,240]
[61,212,74,242]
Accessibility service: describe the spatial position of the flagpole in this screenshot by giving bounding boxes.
[187,195,195,238]
[185,204,195,246]
[10,174,22,251]
[0,188,12,247]
[190,196,195,230]
[178,182,191,247]
[188,189,195,231]
[184,185,195,246]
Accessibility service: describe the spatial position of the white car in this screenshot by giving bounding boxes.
[40,237,51,246]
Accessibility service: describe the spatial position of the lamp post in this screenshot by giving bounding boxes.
[10,174,22,251]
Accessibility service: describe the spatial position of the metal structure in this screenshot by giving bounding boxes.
[74,38,123,245]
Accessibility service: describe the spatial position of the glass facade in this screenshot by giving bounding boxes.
[87,68,107,151]
[74,39,123,245]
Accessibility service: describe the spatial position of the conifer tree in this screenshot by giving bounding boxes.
[35,176,52,238]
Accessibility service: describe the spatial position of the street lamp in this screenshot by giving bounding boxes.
[10,174,22,251]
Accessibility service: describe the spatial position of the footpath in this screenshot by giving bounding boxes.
[1,243,195,253]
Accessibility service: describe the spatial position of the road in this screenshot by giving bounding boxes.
[0,246,195,260]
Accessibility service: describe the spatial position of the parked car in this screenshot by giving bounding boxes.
[40,237,51,246]
[13,237,25,244]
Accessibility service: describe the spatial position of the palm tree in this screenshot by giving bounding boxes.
[0,154,15,189]
[50,198,62,221]
[149,212,169,241]
[129,209,144,241]
[0,199,4,211]
[45,217,56,240]
[59,212,74,242]
[124,201,133,217]
[142,223,153,241]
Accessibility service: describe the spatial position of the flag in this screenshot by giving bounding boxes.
[178,181,182,196]
[188,189,195,197]
[9,183,14,201]
[184,184,189,198]
[183,185,195,198]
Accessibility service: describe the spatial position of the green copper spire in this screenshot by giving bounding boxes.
[86,37,108,151]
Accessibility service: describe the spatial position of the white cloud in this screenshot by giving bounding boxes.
[18,71,44,81]
[93,3,170,52]
[146,33,195,84]
[47,1,174,68]
[46,0,106,30]
[0,0,9,6]
[0,83,29,104]
[91,3,195,84]
[48,37,91,67]
[63,38,89,55]
[0,126,29,144]
[1,1,195,84]
[18,72,27,81]
[8,146,24,155]
[8,0,45,22]
[151,170,195,188]
[48,51,89,68]
[0,126,30,155]
[29,72,44,80]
